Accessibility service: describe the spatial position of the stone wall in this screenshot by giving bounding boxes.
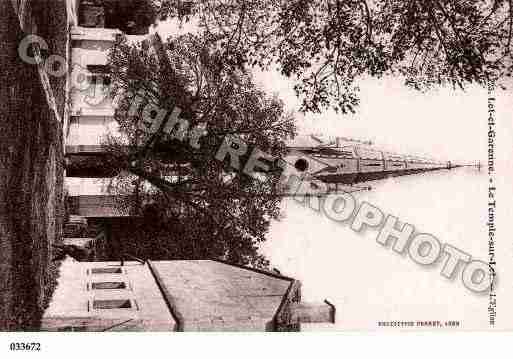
[0,1,66,330]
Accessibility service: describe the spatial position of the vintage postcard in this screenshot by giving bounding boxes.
[1,0,512,350]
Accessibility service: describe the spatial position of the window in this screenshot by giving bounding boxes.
[177,1,194,17]
[90,267,122,274]
[93,299,132,310]
[58,326,87,332]
[86,65,111,87]
[102,0,155,34]
[339,151,355,158]
[407,156,424,163]
[87,65,108,74]
[91,282,127,290]
[356,148,382,160]
[294,159,309,172]
[384,152,404,161]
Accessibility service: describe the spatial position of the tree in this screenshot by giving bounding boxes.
[104,33,295,267]
[155,0,513,113]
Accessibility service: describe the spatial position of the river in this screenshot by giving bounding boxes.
[264,165,513,330]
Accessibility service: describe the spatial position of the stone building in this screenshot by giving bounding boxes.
[65,0,148,219]
[63,0,156,260]
[53,1,336,331]
[42,259,335,331]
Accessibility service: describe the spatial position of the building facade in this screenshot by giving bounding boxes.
[65,0,149,220]
[61,1,156,261]
[42,259,335,331]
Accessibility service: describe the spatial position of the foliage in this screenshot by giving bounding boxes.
[103,0,158,32]
[105,33,295,267]
[156,0,513,113]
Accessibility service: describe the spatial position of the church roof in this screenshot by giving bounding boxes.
[148,260,297,331]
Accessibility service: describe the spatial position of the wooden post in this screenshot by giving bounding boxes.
[290,300,336,324]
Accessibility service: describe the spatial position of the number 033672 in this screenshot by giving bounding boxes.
[9,342,41,351]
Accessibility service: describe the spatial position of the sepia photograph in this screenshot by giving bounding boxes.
[0,0,512,356]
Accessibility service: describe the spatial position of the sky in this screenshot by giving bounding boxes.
[155,19,513,330]
[155,19,512,165]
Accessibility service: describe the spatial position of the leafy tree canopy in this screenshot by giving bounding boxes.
[155,0,513,113]
[104,33,295,267]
